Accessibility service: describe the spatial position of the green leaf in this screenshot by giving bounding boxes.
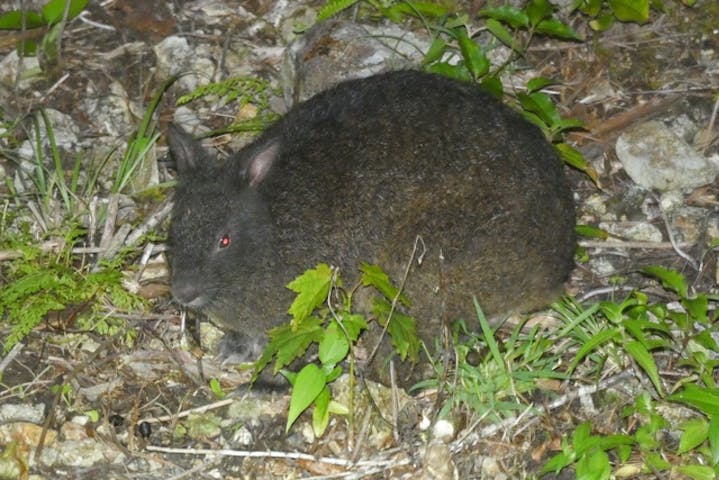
[372,298,419,361]
[286,364,325,432]
[643,266,688,298]
[540,451,574,474]
[317,0,360,21]
[42,0,89,24]
[609,0,650,22]
[678,419,709,455]
[480,77,504,99]
[518,91,561,128]
[575,224,608,240]
[684,295,709,324]
[0,11,44,29]
[675,464,717,480]
[253,316,324,377]
[708,414,719,465]
[382,2,451,20]
[485,18,520,51]
[569,328,620,372]
[576,448,611,480]
[526,0,553,26]
[555,143,598,182]
[625,340,663,395]
[311,386,331,437]
[334,314,367,343]
[669,384,719,417]
[526,76,556,93]
[287,263,334,324]
[456,28,490,79]
[572,421,593,452]
[536,18,583,40]
[208,378,225,400]
[479,6,529,28]
[422,37,447,65]
[589,14,615,31]
[360,263,410,307]
[318,324,349,366]
[475,299,506,373]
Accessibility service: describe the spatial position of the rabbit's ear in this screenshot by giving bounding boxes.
[167,124,215,174]
[238,140,280,188]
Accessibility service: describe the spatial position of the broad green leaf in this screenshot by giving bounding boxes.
[518,91,561,127]
[209,378,225,400]
[319,324,349,366]
[575,224,608,240]
[360,263,410,306]
[536,18,583,40]
[485,18,520,51]
[480,76,504,99]
[540,451,574,474]
[479,6,529,28]
[0,11,44,29]
[253,316,324,377]
[526,0,553,26]
[372,298,419,361]
[675,464,716,480]
[609,0,650,23]
[382,1,451,19]
[669,384,719,417]
[644,451,671,471]
[287,263,334,324]
[334,314,367,342]
[684,295,709,324]
[286,364,325,432]
[42,0,89,24]
[569,328,620,372]
[678,419,709,455]
[317,0,359,21]
[589,14,615,31]
[572,421,593,452]
[576,448,611,480]
[643,266,688,298]
[625,340,663,395]
[526,76,555,93]
[327,400,349,415]
[555,143,598,182]
[456,28,489,79]
[709,415,719,465]
[311,386,331,437]
[423,37,447,65]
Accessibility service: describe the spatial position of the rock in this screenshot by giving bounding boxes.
[281,19,429,104]
[615,120,719,192]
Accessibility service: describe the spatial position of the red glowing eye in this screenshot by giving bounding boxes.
[219,234,231,248]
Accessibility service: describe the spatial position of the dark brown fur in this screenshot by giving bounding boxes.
[168,70,576,363]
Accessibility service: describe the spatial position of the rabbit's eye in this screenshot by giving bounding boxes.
[219,234,231,248]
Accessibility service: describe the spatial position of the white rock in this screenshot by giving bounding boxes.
[615,120,718,192]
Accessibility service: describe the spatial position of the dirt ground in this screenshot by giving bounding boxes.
[1,0,718,478]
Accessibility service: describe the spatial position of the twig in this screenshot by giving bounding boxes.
[145,445,412,470]
[579,239,692,250]
[139,398,235,424]
[0,343,24,375]
[125,199,173,247]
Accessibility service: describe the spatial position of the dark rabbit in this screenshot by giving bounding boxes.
[168,70,576,364]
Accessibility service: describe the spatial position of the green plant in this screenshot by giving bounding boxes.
[176,76,279,134]
[0,229,144,354]
[316,1,598,179]
[0,0,89,61]
[541,267,719,477]
[253,262,419,437]
[419,300,568,422]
